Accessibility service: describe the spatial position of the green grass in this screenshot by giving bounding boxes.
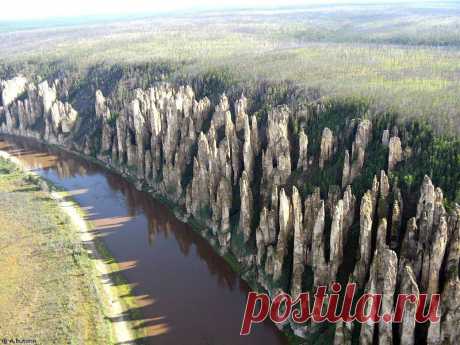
[0,157,113,345]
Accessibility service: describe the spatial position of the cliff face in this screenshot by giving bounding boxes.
[1,75,459,345]
[0,77,78,144]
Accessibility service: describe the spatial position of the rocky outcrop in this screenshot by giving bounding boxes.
[235,94,247,133]
[388,136,402,171]
[1,75,27,107]
[239,171,253,242]
[95,90,114,154]
[399,218,421,279]
[273,188,292,281]
[264,246,275,277]
[348,119,372,183]
[242,114,253,183]
[256,184,280,275]
[95,90,111,119]
[423,216,448,295]
[329,200,344,281]
[416,175,435,224]
[214,177,233,252]
[304,188,322,266]
[291,186,305,298]
[415,176,449,294]
[319,127,334,168]
[399,265,419,345]
[297,129,309,172]
[211,94,230,130]
[352,191,374,286]
[262,106,292,194]
[359,248,397,345]
[1,78,78,144]
[427,277,460,345]
[250,115,260,155]
[312,201,328,286]
[194,95,211,128]
[187,133,211,218]
[342,150,351,188]
[377,170,390,220]
[445,206,460,280]
[371,175,380,212]
[341,120,371,186]
[376,218,388,249]
[256,207,269,266]
[2,74,459,345]
[342,185,356,234]
[50,100,78,134]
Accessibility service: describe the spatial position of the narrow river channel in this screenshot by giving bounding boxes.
[0,135,288,345]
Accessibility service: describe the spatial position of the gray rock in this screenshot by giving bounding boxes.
[352,191,374,286]
[1,75,27,107]
[239,171,253,242]
[388,136,402,171]
[273,188,292,281]
[399,265,419,345]
[319,127,334,169]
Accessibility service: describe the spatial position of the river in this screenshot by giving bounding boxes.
[0,135,288,345]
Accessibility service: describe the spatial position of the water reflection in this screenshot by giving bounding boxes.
[0,135,287,345]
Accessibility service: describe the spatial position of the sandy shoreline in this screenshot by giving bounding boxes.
[0,149,135,345]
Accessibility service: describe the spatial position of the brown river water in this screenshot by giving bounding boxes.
[0,135,288,345]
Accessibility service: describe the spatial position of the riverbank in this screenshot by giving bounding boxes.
[0,151,136,345]
[1,132,302,345]
[0,133,295,345]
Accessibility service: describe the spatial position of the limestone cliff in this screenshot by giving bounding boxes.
[1,74,458,345]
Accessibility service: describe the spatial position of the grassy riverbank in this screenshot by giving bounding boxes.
[0,156,114,344]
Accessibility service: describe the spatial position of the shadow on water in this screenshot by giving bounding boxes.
[0,135,288,345]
